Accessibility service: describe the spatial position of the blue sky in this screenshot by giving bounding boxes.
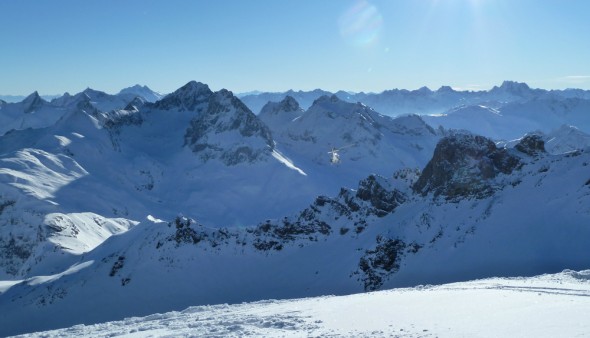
[1,0,589,95]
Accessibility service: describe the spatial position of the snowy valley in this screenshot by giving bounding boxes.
[0,81,589,336]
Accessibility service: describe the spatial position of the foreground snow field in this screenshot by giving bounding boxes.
[14,269,590,338]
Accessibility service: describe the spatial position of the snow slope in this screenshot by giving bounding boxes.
[1,132,588,336]
[424,97,590,142]
[11,269,590,338]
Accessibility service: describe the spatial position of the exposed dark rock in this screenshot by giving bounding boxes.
[359,236,407,291]
[109,256,125,277]
[413,133,520,199]
[514,134,546,156]
[0,199,15,215]
[169,217,206,245]
[355,175,405,217]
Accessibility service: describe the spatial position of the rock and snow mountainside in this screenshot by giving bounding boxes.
[258,95,305,129]
[14,269,590,338]
[0,86,165,137]
[261,94,440,188]
[0,81,439,281]
[1,132,588,336]
[0,92,68,136]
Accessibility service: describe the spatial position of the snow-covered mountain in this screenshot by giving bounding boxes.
[544,124,590,154]
[261,94,440,188]
[0,81,442,283]
[0,87,166,137]
[423,97,590,143]
[117,84,164,103]
[2,80,590,336]
[0,94,60,103]
[1,131,588,336]
[0,92,68,136]
[497,125,590,155]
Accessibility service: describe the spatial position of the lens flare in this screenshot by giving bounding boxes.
[339,1,383,47]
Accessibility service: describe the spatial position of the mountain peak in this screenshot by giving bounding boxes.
[22,91,46,113]
[154,81,213,111]
[501,80,530,90]
[492,81,532,96]
[312,94,343,106]
[279,95,301,111]
[118,84,163,103]
[416,86,432,94]
[259,95,302,117]
[23,91,40,102]
[437,86,455,93]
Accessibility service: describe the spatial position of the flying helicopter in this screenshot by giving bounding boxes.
[328,144,355,164]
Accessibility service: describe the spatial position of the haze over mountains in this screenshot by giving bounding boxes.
[238,80,590,116]
[0,80,589,336]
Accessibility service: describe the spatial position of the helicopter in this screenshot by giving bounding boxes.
[328,144,355,164]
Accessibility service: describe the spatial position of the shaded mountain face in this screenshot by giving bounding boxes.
[183,89,274,165]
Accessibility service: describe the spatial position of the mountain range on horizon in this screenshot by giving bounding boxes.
[4,80,590,115]
[0,79,589,336]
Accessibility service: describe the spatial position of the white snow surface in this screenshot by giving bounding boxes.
[12,269,590,338]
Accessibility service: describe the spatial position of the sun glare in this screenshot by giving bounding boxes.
[338,0,383,47]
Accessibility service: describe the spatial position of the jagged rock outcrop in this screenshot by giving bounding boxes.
[413,132,520,199]
[515,134,546,156]
[355,175,406,217]
[359,236,410,291]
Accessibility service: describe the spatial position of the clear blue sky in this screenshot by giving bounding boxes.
[1,0,589,95]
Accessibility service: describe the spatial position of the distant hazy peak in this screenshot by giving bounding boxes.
[259,95,302,116]
[436,86,455,93]
[312,94,343,106]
